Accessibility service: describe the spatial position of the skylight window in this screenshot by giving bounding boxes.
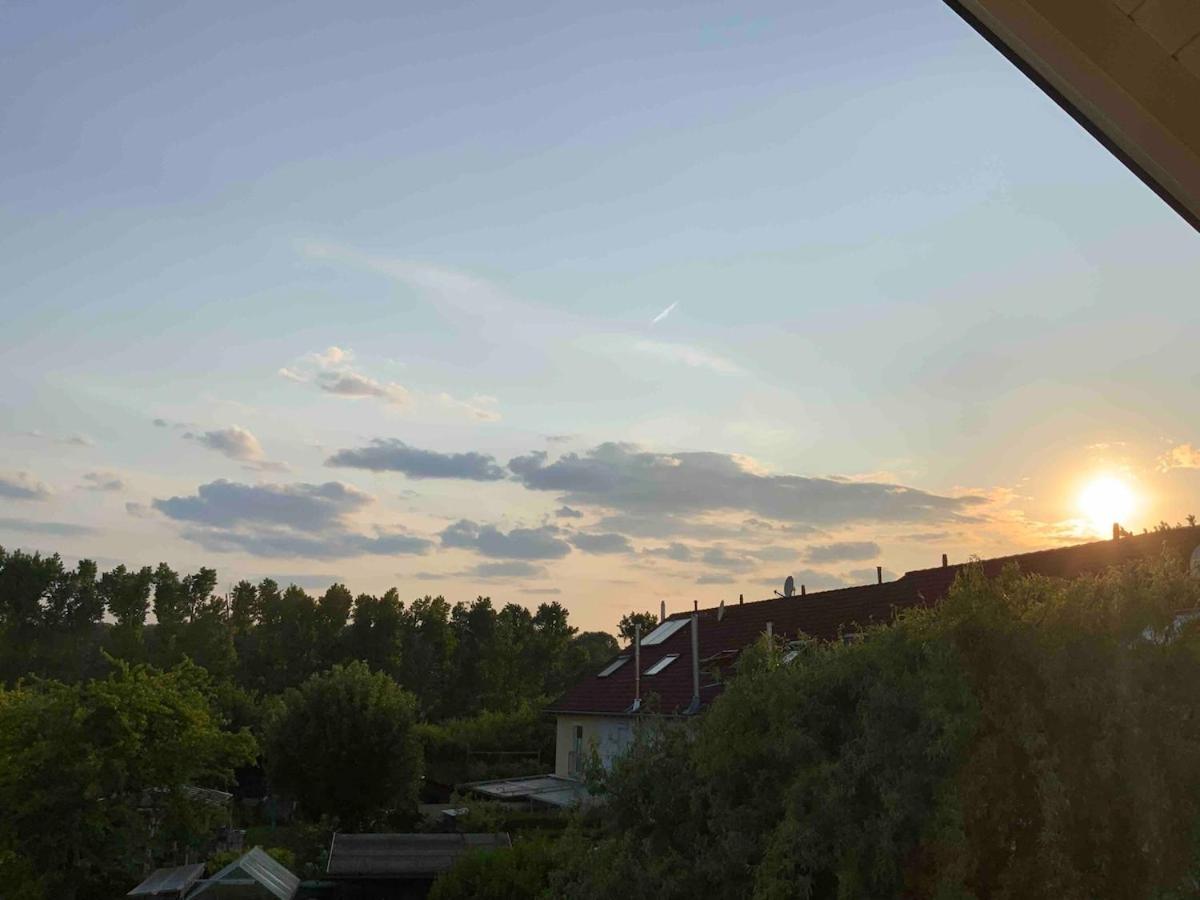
[641,618,689,646]
[597,657,629,678]
[644,654,679,676]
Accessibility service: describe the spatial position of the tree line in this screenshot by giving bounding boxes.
[0,546,619,718]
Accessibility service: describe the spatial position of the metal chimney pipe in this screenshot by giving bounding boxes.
[634,624,641,707]
[801,584,806,596]
[876,566,883,584]
[690,613,700,711]
[660,599,666,622]
[941,553,948,568]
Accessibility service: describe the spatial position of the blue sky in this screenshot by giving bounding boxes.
[3,0,1198,631]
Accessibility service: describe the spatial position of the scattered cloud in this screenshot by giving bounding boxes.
[153,479,429,559]
[546,434,576,444]
[644,542,693,562]
[523,587,563,595]
[154,479,372,530]
[440,519,571,560]
[153,418,169,428]
[318,370,409,404]
[803,541,881,564]
[0,517,93,537]
[509,443,983,527]
[569,532,633,555]
[81,472,125,492]
[125,502,154,518]
[0,473,51,501]
[697,573,736,584]
[630,339,743,375]
[64,435,94,447]
[700,545,759,571]
[434,392,501,422]
[180,525,430,559]
[467,561,548,579]
[184,425,287,471]
[651,301,678,325]
[326,439,505,481]
[1160,443,1200,471]
[555,505,584,519]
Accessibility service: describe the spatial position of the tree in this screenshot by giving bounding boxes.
[264,661,422,828]
[617,611,658,643]
[314,583,352,670]
[99,564,153,663]
[0,660,256,900]
[430,838,562,900]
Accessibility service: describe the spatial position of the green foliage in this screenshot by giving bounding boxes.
[429,837,563,900]
[417,701,555,786]
[0,660,256,900]
[264,661,423,829]
[552,556,1200,899]
[617,610,658,643]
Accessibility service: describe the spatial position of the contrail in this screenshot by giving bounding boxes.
[651,301,678,325]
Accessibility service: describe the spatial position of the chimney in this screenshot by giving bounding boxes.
[1113,522,1120,541]
[941,553,948,568]
[801,584,806,596]
[634,624,641,707]
[687,612,701,714]
[739,593,744,605]
[876,566,883,584]
[660,599,666,623]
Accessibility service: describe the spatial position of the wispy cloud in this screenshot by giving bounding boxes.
[0,517,93,537]
[184,425,288,472]
[326,439,506,481]
[0,473,52,501]
[651,301,679,325]
[1159,443,1200,471]
[630,339,743,375]
[81,471,126,492]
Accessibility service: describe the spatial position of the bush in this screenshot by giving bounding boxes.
[264,661,422,829]
[429,837,562,900]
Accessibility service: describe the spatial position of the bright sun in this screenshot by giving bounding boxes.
[1078,476,1136,535]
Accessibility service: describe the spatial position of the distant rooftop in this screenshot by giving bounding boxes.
[549,526,1200,717]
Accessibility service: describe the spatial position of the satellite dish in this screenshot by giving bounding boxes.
[784,575,795,597]
[1191,545,1200,576]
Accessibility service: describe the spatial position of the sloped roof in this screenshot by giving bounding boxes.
[326,833,512,879]
[189,846,299,900]
[946,0,1200,230]
[548,527,1200,716]
[127,863,204,897]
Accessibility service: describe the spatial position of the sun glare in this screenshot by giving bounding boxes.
[1078,476,1136,535]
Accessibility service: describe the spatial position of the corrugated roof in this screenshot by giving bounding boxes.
[549,527,1200,716]
[189,846,299,900]
[326,833,512,878]
[462,774,592,808]
[127,863,205,897]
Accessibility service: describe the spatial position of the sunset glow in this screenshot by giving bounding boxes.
[1078,476,1136,536]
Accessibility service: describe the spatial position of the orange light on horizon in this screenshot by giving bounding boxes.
[1078,476,1136,536]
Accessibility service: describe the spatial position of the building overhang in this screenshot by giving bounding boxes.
[945,0,1200,231]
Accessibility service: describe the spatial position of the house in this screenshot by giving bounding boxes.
[324,833,511,899]
[546,525,1200,781]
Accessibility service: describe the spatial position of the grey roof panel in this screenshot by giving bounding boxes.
[128,863,205,896]
[326,833,512,878]
[189,846,299,900]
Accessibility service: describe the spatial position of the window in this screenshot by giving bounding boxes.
[597,656,629,678]
[644,653,680,675]
[641,618,689,645]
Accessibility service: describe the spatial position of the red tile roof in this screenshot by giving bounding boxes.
[548,527,1200,716]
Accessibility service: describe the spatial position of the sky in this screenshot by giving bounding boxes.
[2,0,1198,633]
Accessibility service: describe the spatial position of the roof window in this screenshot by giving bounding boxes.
[641,618,689,645]
[597,657,629,678]
[644,653,680,675]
